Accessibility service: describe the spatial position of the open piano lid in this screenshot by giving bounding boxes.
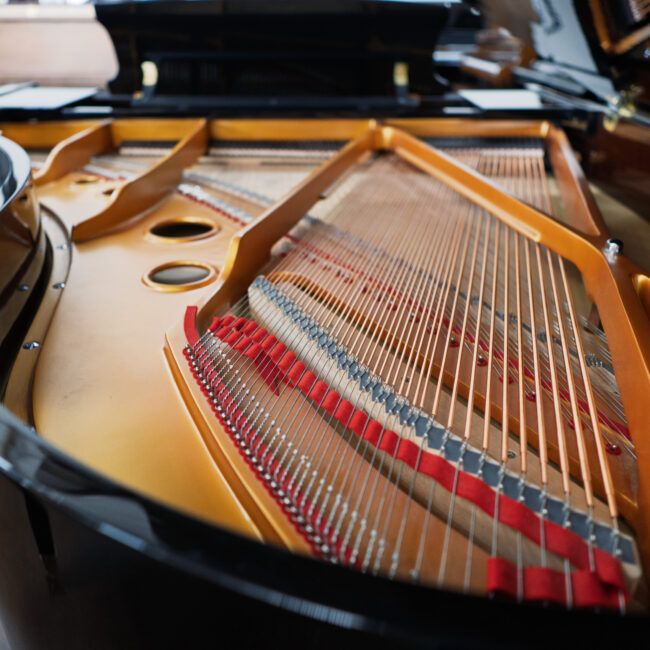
[93,0,461,113]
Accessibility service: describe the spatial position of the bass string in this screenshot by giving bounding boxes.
[544,233,595,504]
[424,228,625,459]
[278,157,446,536]
[436,198,491,586]
[555,257,626,613]
[499,149,578,590]
[512,150,537,592]
[450,144,547,597]
[312,169,461,543]
[191,148,616,596]
[436,150,622,510]
[264,154,486,568]
[493,155,534,571]
[484,149,527,599]
[339,160,480,575]
[258,152,552,584]
[545,249,597,611]
[531,154,629,444]
[525,154,628,447]
[520,154,549,571]
[520,157,603,605]
[347,216,466,571]
[434,154,535,589]
[372,200,474,578]
[199,156,450,552]
[379,166,485,579]
[533,154,624,609]
[485,151,514,462]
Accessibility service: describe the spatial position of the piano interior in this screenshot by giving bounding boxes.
[1,115,646,601]
[0,2,649,648]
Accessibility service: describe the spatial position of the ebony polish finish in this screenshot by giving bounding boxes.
[95,0,451,99]
[0,138,46,392]
[0,407,644,649]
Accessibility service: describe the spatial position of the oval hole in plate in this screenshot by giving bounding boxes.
[73,175,99,185]
[143,261,216,292]
[149,217,218,242]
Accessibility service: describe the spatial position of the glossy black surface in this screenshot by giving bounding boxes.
[0,137,45,378]
[95,0,454,98]
[0,137,29,209]
[0,0,596,122]
[0,406,646,648]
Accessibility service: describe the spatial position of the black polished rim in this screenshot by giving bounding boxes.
[0,406,645,647]
[0,136,30,208]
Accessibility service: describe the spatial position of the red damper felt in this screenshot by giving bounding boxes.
[183,306,200,347]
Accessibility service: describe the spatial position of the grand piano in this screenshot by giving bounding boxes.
[0,1,649,648]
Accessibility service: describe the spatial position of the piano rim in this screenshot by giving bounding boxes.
[0,405,645,647]
[0,116,649,640]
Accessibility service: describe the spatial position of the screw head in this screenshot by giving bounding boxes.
[17,284,29,292]
[22,341,41,350]
[605,238,623,256]
[52,282,66,290]
[507,450,517,459]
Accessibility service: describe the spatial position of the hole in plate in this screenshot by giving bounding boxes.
[102,187,116,197]
[143,261,216,292]
[149,217,219,242]
[73,175,99,185]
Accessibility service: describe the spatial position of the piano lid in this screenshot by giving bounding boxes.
[0,0,646,124]
[94,0,471,107]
